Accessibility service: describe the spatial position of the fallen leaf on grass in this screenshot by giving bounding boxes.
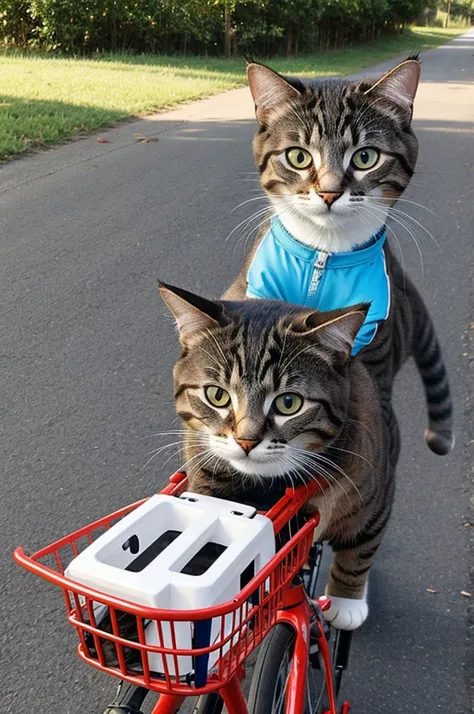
[460,591,472,598]
[426,588,438,594]
[97,137,110,144]
[133,133,160,143]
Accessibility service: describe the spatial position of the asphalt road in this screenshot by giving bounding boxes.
[1,33,473,714]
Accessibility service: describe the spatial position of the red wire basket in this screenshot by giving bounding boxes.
[13,473,320,695]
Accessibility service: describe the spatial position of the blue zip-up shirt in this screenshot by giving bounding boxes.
[246,219,390,355]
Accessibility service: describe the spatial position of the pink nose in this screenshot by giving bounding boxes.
[317,192,343,207]
[235,438,260,454]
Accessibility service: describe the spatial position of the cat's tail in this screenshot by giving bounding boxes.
[412,301,454,456]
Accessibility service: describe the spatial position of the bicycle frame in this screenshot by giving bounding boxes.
[274,585,338,714]
[144,580,338,714]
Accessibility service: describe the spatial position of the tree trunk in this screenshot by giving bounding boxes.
[445,1,451,27]
[285,21,294,57]
[20,17,27,46]
[224,2,231,57]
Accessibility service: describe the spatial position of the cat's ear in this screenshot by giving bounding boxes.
[158,281,224,340]
[247,63,300,125]
[365,56,420,115]
[293,304,370,362]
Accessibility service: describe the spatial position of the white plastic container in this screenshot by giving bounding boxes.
[66,491,275,683]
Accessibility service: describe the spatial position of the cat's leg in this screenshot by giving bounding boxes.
[323,534,384,631]
[323,550,371,631]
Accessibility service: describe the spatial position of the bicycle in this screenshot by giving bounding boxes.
[13,471,353,714]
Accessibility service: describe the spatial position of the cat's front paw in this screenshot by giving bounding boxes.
[322,594,368,631]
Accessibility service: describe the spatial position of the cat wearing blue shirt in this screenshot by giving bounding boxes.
[223,58,453,459]
[176,57,455,632]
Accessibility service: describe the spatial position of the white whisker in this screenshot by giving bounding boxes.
[146,432,190,437]
[354,204,406,279]
[286,445,364,506]
[287,455,333,512]
[313,453,364,505]
[384,205,441,255]
[203,329,231,373]
[294,452,351,506]
[279,343,318,374]
[139,440,189,472]
[327,444,374,469]
[371,196,437,215]
[225,206,272,244]
[230,195,269,213]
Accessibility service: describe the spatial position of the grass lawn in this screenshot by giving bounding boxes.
[0,26,466,160]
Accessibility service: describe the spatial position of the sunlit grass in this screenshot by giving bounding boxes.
[0,26,466,160]
[436,10,470,29]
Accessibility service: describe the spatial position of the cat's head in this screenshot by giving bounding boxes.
[160,281,368,482]
[248,57,420,251]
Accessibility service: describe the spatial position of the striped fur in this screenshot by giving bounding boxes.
[160,284,399,622]
[363,245,454,455]
[245,59,421,253]
[224,58,453,455]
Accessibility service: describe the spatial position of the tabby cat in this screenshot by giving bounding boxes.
[224,58,454,455]
[160,282,398,630]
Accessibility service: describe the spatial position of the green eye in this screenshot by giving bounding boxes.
[205,385,231,408]
[351,148,380,171]
[286,147,313,170]
[273,393,303,416]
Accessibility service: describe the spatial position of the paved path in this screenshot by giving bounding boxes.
[1,33,473,714]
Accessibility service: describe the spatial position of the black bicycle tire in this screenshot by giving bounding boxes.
[248,624,294,714]
[102,682,150,714]
[247,623,330,714]
[193,692,225,714]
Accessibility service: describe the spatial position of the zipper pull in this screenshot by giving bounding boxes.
[315,252,329,270]
[308,251,329,297]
